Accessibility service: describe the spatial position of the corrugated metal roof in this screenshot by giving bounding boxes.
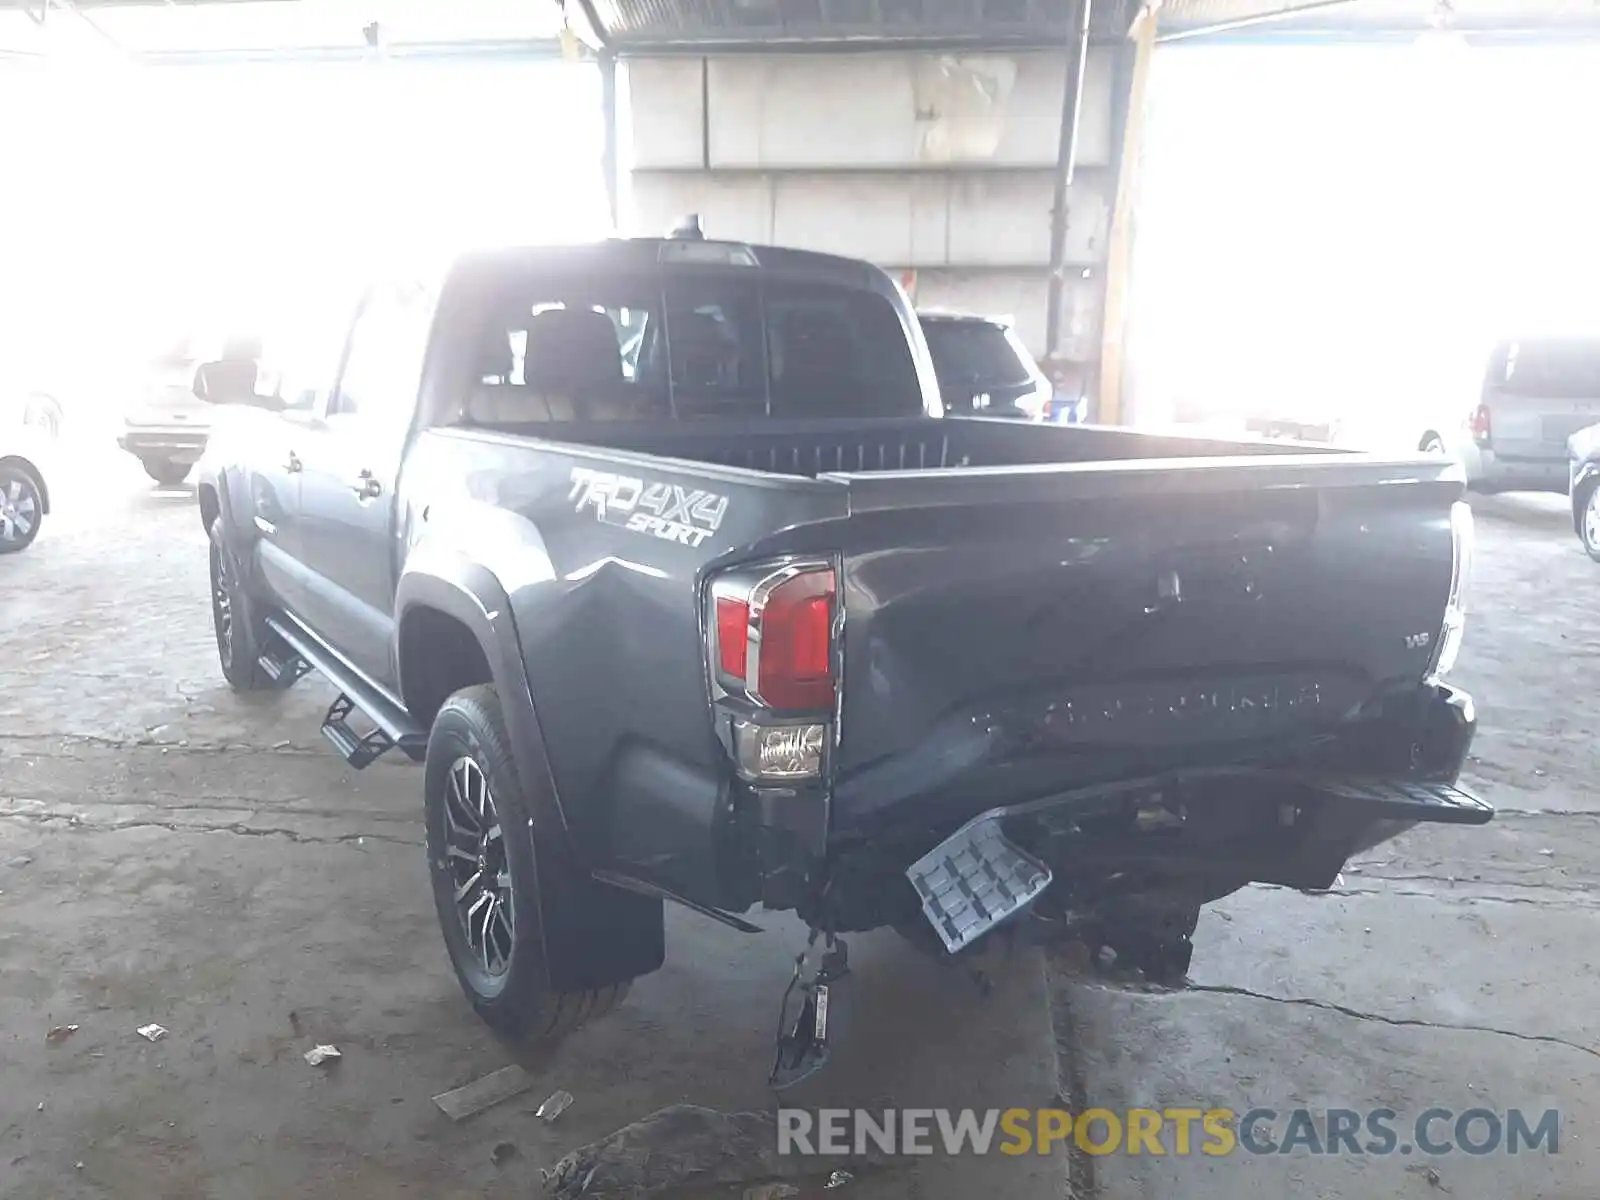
[1160,0,1600,37]
[583,0,1137,49]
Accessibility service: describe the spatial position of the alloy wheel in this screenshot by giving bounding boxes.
[0,475,39,548]
[442,756,516,977]
[211,542,234,669]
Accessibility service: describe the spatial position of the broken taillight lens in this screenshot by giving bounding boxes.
[709,560,836,712]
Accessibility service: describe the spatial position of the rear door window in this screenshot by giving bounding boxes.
[923,321,1033,389]
[1493,340,1600,398]
[463,271,925,425]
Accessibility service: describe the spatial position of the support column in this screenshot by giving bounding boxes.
[599,48,619,230]
[1044,0,1093,360]
[1096,1,1158,426]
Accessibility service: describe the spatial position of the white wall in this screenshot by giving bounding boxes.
[625,52,1113,172]
[621,49,1118,359]
[628,171,1109,269]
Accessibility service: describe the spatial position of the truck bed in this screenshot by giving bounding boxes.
[481,415,1326,479]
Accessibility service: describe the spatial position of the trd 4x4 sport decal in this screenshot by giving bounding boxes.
[569,466,730,548]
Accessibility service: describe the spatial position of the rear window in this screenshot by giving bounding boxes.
[1490,340,1600,398]
[921,320,1033,388]
[465,273,925,424]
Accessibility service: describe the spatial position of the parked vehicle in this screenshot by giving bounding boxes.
[917,310,1051,420]
[196,235,1489,1083]
[119,334,261,486]
[1566,420,1600,561]
[0,425,51,553]
[1450,337,1600,494]
[0,391,65,440]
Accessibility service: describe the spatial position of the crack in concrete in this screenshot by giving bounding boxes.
[0,733,361,759]
[1349,866,1573,883]
[0,810,420,848]
[3,794,416,825]
[1332,885,1596,909]
[1181,983,1600,1060]
[1494,807,1600,821]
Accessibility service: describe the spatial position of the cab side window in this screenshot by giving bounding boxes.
[331,283,433,421]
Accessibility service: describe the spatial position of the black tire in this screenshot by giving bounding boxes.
[425,684,628,1046]
[144,458,191,487]
[208,517,273,690]
[1578,478,1600,564]
[1419,432,1446,456]
[0,463,44,554]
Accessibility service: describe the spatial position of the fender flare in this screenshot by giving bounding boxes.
[1573,462,1600,534]
[394,565,574,857]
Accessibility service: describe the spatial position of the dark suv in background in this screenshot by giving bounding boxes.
[917,310,1060,421]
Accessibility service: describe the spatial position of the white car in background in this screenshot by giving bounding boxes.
[118,334,261,487]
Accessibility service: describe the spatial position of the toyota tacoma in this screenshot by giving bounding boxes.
[195,232,1488,1083]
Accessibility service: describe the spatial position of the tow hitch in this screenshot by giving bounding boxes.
[769,930,850,1091]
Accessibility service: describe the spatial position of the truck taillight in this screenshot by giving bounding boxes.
[1471,404,1492,444]
[708,559,837,784]
[709,561,837,712]
[1428,500,1474,680]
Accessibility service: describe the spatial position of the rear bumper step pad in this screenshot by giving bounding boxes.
[906,817,1052,955]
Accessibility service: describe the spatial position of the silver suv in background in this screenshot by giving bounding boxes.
[118,334,261,487]
[1457,337,1600,493]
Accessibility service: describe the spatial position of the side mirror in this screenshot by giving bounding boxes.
[193,362,216,403]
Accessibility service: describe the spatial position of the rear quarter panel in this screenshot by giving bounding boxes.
[396,427,848,850]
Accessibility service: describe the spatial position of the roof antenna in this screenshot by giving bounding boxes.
[668,214,705,240]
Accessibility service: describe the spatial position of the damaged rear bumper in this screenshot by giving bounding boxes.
[901,680,1485,955]
[908,769,1488,955]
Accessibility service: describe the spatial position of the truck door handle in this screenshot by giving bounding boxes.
[350,470,382,500]
[285,451,302,473]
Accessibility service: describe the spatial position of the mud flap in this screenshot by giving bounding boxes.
[906,814,1052,955]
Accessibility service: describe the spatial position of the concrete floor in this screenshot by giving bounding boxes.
[2,447,1593,1198]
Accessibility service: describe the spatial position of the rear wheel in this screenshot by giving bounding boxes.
[1579,480,1600,564]
[1420,432,1446,456]
[425,685,629,1047]
[0,464,43,554]
[208,517,272,689]
[143,458,191,487]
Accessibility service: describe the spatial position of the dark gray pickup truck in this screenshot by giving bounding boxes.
[196,234,1488,1082]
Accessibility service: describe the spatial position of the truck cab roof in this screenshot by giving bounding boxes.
[448,238,893,292]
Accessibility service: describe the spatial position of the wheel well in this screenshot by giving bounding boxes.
[0,456,48,513]
[399,606,494,727]
[198,483,220,534]
[1418,430,1443,451]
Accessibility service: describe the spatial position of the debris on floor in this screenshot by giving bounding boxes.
[46,1024,79,1044]
[7,854,34,868]
[544,1104,884,1200]
[136,1024,168,1042]
[743,1184,801,1200]
[536,1089,574,1122]
[824,1169,854,1189]
[303,1044,342,1067]
[432,1064,533,1122]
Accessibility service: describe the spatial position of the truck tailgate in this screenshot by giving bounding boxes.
[806,454,1464,829]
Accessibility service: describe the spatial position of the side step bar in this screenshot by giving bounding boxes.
[263,615,428,767]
